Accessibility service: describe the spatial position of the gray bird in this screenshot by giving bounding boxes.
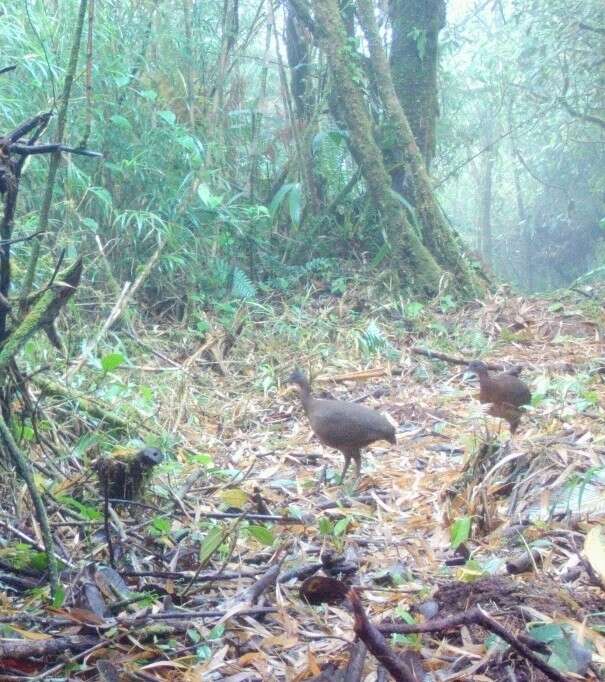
[288,369,396,482]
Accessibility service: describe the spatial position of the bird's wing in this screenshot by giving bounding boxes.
[310,400,392,445]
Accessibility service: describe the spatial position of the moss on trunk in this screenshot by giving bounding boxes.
[310,0,443,295]
[388,0,444,171]
[356,0,481,296]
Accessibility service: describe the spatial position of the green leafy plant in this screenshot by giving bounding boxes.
[149,516,172,537]
[391,608,422,648]
[231,267,256,299]
[248,524,275,546]
[199,525,226,564]
[100,352,126,373]
[528,623,593,674]
[55,495,103,522]
[450,516,472,550]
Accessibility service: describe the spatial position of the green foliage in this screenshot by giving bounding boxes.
[55,495,103,522]
[199,525,226,564]
[391,607,421,648]
[333,517,351,537]
[0,543,50,572]
[247,524,275,546]
[318,517,333,536]
[403,301,425,320]
[450,516,471,549]
[529,623,593,674]
[231,267,256,300]
[356,319,398,360]
[150,516,172,537]
[52,583,66,608]
[269,182,303,228]
[100,353,126,373]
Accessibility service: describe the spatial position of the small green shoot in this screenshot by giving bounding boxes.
[450,516,471,550]
[100,352,126,373]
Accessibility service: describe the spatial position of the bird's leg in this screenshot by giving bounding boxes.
[352,449,362,479]
[340,450,352,483]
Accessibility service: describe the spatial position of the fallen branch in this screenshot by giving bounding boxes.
[410,347,507,370]
[229,560,284,608]
[121,568,264,581]
[410,347,577,373]
[0,634,98,660]
[197,511,306,524]
[343,640,367,682]
[318,368,392,383]
[119,605,277,626]
[349,589,416,682]
[378,606,568,682]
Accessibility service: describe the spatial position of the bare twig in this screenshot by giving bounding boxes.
[68,239,164,378]
[411,347,509,370]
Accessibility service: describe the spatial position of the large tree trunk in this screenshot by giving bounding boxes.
[355,0,479,295]
[388,0,444,174]
[310,0,443,295]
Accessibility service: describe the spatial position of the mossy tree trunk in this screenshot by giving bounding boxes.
[388,0,444,173]
[310,0,444,295]
[354,0,480,295]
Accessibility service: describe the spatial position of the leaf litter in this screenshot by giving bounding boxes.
[0,283,603,680]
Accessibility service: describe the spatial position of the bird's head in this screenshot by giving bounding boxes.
[287,369,312,398]
[467,360,489,376]
[137,447,164,468]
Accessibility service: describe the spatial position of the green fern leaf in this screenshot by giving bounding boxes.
[231,267,256,299]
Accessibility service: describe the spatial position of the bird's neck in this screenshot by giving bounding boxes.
[477,370,490,385]
[298,383,312,413]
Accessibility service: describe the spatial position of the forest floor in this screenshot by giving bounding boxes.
[0,283,604,681]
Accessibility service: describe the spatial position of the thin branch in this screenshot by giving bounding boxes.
[11,143,103,158]
[378,606,568,682]
[411,346,516,371]
[577,21,605,36]
[434,113,543,188]
[20,0,89,303]
[0,230,46,247]
[6,112,53,143]
[0,417,60,598]
[559,99,605,130]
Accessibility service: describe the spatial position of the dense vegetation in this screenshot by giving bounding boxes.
[0,0,604,679]
[3,0,602,314]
